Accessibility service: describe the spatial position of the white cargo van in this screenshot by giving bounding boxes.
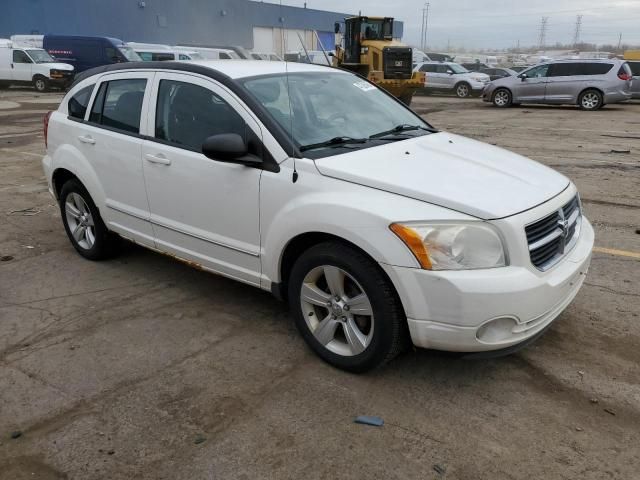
[0,39,74,91]
[126,43,203,61]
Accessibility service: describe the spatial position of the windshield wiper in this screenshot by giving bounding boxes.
[369,124,433,139]
[300,136,368,152]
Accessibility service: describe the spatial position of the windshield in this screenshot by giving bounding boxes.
[241,72,431,157]
[27,49,55,63]
[118,46,142,61]
[448,63,469,74]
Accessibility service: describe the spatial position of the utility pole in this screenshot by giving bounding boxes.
[420,2,430,51]
[572,14,583,49]
[538,16,549,50]
[617,32,623,50]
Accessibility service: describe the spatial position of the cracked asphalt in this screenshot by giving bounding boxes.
[1,88,639,479]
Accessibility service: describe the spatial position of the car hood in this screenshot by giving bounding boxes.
[44,62,74,71]
[313,132,569,220]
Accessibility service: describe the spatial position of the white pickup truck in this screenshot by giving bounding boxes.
[0,39,74,92]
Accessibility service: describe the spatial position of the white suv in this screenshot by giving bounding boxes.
[414,61,490,97]
[42,60,594,372]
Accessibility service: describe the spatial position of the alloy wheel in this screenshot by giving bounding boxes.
[65,192,95,250]
[581,92,600,110]
[300,265,374,357]
[494,90,510,106]
[456,84,470,97]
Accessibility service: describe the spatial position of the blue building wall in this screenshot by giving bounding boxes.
[1,0,403,48]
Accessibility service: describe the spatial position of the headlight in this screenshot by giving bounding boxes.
[390,222,507,270]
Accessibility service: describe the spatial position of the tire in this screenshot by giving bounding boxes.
[578,89,603,110]
[287,241,407,372]
[399,92,414,106]
[492,88,512,107]
[59,179,119,260]
[33,76,49,93]
[455,82,471,98]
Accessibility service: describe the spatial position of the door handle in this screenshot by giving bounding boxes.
[145,153,171,165]
[78,135,96,144]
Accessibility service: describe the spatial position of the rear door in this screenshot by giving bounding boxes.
[628,61,640,96]
[11,49,33,81]
[515,64,549,102]
[141,72,263,285]
[76,71,156,245]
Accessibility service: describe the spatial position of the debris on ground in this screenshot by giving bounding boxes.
[8,207,41,216]
[590,398,599,404]
[10,431,22,439]
[575,427,583,432]
[433,464,447,475]
[0,255,13,262]
[194,435,206,444]
[605,149,631,154]
[604,408,616,416]
[354,416,384,427]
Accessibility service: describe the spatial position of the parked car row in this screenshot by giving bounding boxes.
[412,58,636,109]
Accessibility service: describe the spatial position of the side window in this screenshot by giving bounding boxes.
[220,52,231,59]
[582,63,613,75]
[526,65,549,78]
[419,64,434,72]
[548,63,577,77]
[138,52,152,61]
[89,79,147,134]
[13,50,32,63]
[152,53,175,61]
[178,54,190,60]
[436,65,450,73]
[68,84,95,120]
[155,80,246,152]
[629,62,640,76]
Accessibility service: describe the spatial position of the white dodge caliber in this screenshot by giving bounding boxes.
[42,60,594,372]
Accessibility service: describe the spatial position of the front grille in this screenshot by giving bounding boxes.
[525,195,582,271]
[382,47,412,79]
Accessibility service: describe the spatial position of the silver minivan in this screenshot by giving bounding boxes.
[483,59,633,110]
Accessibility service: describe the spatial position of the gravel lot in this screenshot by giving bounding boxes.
[1,87,639,479]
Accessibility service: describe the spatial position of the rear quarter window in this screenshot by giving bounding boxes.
[549,63,613,76]
[68,85,95,120]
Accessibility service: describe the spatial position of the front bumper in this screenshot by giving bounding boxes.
[469,80,489,91]
[381,216,594,353]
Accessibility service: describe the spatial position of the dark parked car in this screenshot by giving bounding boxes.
[461,62,490,72]
[480,67,517,81]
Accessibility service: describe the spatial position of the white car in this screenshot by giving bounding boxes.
[42,61,593,372]
[0,39,74,91]
[126,43,203,62]
[414,61,490,97]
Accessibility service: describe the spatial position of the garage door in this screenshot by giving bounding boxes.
[253,27,274,52]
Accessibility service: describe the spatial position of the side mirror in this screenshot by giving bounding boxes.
[519,73,528,81]
[334,22,340,34]
[447,70,453,75]
[202,133,262,166]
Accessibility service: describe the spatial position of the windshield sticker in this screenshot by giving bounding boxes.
[353,81,376,92]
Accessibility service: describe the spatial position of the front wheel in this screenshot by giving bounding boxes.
[579,89,603,110]
[33,76,49,93]
[455,82,471,98]
[492,88,512,107]
[288,242,407,372]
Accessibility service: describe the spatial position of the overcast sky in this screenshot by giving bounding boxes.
[276,0,640,50]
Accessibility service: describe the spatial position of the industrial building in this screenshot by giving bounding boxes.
[1,0,403,56]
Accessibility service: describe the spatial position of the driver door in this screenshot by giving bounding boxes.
[11,50,33,82]
[141,72,263,286]
[515,64,550,102]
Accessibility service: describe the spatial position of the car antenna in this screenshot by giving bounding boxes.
[285,56,298,183]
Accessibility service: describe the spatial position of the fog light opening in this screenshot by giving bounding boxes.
[477,317,519,343]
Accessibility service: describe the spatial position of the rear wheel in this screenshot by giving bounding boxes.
[492,88,512,107]
[33,76,49,93]
[455,82,471,98]
[578,89,603,110]
[59,179,119,260]
[288,242,407,372]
